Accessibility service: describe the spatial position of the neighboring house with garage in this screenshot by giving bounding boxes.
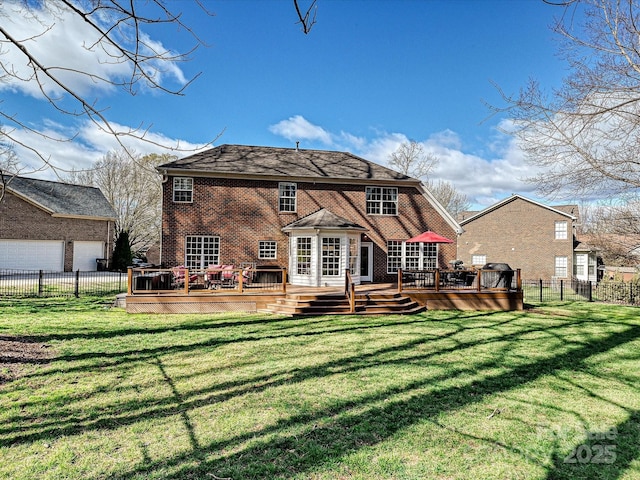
[158,144,462,287]
[0,176,116,272]
[457,194,599,282]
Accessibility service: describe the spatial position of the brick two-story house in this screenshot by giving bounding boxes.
[0,177,116,271]
[158,144,462,287]
[458,194,598,281]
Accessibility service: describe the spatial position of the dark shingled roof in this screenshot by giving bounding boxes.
[282,209,367,231]
[158,144,415,182]
[7,176,116,219]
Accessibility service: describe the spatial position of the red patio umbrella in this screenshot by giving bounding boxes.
[406,230,454,243]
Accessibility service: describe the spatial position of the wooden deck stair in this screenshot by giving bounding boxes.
[264,292,425,316]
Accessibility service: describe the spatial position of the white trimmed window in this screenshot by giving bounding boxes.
[366,187,398,215]
[322,237,341,276]
[555,221,568,240]
[296,237,312,275]
[185,236,219,269]
[555,256,568,277]
[472,254,487,266]
[259,241,277,259]
[173,177,193,203]
[279,182,297,212]
[387,240,403,273]
[349,238,358,274]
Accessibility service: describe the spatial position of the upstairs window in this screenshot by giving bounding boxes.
[279,182,297,212]
[173,177,193,203]
[366,187,398,215]
[555,221,568,240]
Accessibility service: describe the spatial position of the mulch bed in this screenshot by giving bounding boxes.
[0,335,54,384]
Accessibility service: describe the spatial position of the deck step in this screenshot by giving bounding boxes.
[264,292,425,316]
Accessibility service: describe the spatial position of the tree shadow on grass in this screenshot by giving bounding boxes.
[100,323,640,479]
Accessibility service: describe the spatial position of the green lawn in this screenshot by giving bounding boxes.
[1,298,639,479]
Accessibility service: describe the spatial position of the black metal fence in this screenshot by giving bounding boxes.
[523,278,640,306]
[0,270,128,298]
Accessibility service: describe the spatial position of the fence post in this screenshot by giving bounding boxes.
[517,269,522,291]
[435,269,440,292]
[589,281,593,302]
[398,269,403,293]
[539,279,543,303]
[38,270,44,297]
[560,279,564,301]
[74,270,80,298]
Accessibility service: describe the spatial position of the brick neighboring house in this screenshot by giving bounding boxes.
[0,177,116,272]
[458,194,599,281]
[158,144,461,287]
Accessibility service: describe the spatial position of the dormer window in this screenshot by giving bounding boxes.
[173,177,193,203]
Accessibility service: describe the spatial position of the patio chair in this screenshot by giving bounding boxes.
[172,266,198,289]
[204,264,223,289]
[220,265,236,287]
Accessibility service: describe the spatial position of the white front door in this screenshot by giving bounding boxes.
[360,242,373,282]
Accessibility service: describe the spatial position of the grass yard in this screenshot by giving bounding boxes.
[0,297,639,479]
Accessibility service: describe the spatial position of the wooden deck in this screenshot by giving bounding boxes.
[124,283,523,314]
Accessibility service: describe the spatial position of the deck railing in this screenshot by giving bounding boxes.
[127,266,287,295]
[344,269,356,313]
[398,268,522,293]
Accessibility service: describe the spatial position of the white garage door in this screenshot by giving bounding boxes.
[0,239,65,271]
[73,241,104,271]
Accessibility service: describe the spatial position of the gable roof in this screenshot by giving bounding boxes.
[6,176,116,220]
[158,144,415,184]
[459,194,577,226]
[282,208,368,232]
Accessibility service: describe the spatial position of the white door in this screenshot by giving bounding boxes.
[73,241,104,271]
[0,239,64,271]
[360,242,373,282]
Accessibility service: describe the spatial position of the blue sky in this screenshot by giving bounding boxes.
[2,0,570,208]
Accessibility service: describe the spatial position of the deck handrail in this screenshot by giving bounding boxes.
[344,269,356,313]
[127,266,287,294]
[398,267,522,292]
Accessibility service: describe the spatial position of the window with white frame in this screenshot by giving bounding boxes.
[574,255,586,276]
[555,221,568,240]
[555,256,568,277]
[405,242,421,270]
[279,182,297,212]
[259,241,277,259]
[173,177,193,203]
[366,187,398,215]
[322,237,341,276]
[472,254,487,266]
[422,243,437,269]
[185,236,219,269]
[349,238,358,275]
[296,237,312,275]
[387,240,403,273]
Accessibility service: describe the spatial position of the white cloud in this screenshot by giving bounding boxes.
[268,115,332,145]
[268,115,543,209]
[6,119,205,178]
[0,1,187,99]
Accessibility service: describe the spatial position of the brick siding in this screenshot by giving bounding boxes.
[458,197,574,279]
[0,193,114,272]
[162,177,457,283]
